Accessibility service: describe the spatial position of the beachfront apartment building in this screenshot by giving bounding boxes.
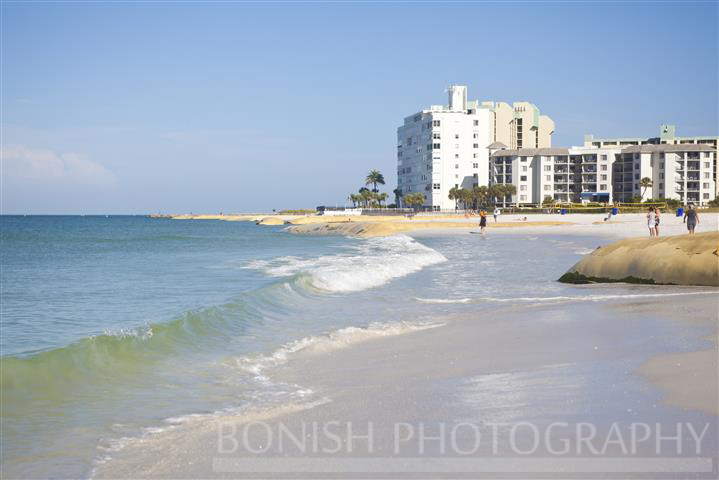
[585,124,719,196]
[584,124,718,150]
[488,143,716,206]
[396,86,555,210]
[613,144,716,205]
[489,146,620,205]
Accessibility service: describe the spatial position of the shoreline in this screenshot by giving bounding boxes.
[92,292,719,478]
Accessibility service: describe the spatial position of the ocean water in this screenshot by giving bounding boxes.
[0,216,714,478]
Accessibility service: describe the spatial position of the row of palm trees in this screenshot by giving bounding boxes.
[347,170,389,207]
[348,189,389,208]
[448,184,518,210]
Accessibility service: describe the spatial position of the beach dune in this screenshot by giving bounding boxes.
[561,232,719,286]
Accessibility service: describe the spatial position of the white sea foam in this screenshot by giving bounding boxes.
[415,297,472,304]
[244,235,446,293]
[235,320,444,378]
[92,321,445,473]
[416,291,716,306]
[573,248,596,255]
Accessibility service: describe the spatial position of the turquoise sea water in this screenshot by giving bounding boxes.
[1,216,715,478]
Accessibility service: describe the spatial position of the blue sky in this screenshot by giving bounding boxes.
[2,1,717,214]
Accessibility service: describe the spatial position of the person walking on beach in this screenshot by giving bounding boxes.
[493,207,500,222]
[684,204,700,234]
[646,207,656,237]
[654,206,661,236]
[479,210,487,234]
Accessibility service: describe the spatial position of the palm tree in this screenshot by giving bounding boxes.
[448,186,461,210]
[359,188,373,207]
[472,186,488,209]
[403,192,426,210]
[365,170,385,193]
[377,192,389,207]
[459,189,473,210]
[639,177,653,200]
[393,188,402,208]
[487,184,502,206]
[542,195,555,213]
[348,194,359,208]
[502,184,517,205]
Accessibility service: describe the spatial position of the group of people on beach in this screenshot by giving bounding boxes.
[647,204,700,236]
[646,207,661,237]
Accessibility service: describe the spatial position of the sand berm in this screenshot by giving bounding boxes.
[560,231,719,287]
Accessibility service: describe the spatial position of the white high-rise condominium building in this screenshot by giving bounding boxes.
[396,86,554,210]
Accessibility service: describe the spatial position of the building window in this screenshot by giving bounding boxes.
[659,183,663,189]
[705,162,711,168]
[705,172,711,178]
[704,193,710,199]
[601,155,607,161]
[473,163,479,168]
[601,165,607,171]
[704,183,710,189]
[455,154,459,159]
[522,166,528,172]
[455,144,460,149]
[660,173,664,179]
[473,143,479,148]
[473,153,478,158]
[455,164,459,169]
[520,185,527,191]
[544,165,551,171]
[660,162,664,169]
[432,120,440,127]
[520,176,527,181]
[544,185,551,191]
[704,152,711,158]
[600,174,607,180]
[520,195,527,201]
[433,183,440,190]
[600,184,607,190]
[433,133,440,139]
[433,143,440,149]
[634,173,639,180]
[545,175,551,181]
[473,133,478,139]
[473,120,479,126]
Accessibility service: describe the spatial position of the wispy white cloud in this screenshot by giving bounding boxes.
[1,145,116,187]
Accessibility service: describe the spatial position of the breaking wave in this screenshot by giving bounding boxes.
[244,234,447,293]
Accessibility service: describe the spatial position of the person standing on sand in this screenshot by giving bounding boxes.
[646,207,656,237]
[654,207,661,236]
[684,204,700,234]
[493,207,500,222]
[479,210,487,234]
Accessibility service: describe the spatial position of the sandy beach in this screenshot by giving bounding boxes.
[89,211,719,479]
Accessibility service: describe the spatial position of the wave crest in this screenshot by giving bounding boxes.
[245,235,447,293]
